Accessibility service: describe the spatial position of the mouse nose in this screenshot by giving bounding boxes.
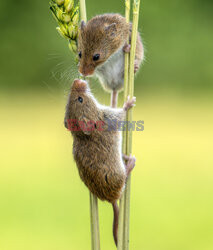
[79,70,91,77]
[79,65,94,77]
[73,79,87,92]
[73,79,83,85]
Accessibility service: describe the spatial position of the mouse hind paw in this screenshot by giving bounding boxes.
[123,96,136,111]
[123,154,136,177]
[134,61,140,73]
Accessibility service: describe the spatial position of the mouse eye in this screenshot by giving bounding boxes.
[78,51,82,59]
[78,96,83,103]
[93,54,100,61]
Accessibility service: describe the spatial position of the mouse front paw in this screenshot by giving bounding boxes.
[134,61,140,73]
[123,43,131,53]
[123,96,136,111]
[123,154,136,177]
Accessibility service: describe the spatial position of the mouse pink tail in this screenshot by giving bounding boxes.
[112,202,119,246]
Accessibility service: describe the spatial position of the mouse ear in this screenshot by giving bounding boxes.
[80,20,86,31]
[104,23,117,37]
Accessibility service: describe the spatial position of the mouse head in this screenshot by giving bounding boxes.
[64,79,99,135]
[78,15,129,77]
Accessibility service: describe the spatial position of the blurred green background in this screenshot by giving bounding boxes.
[0,0,213,249]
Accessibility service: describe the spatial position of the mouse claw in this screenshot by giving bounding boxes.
[122,154,130,161]
[123,43,131,53]
[123,96,136,111]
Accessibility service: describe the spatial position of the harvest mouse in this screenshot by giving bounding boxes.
[77,13,144,107]
[64,79,136,245]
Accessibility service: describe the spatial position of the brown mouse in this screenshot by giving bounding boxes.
[77,13,144,107]
[64,79,136,245]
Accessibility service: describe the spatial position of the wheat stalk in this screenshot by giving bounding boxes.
[117,0,131,249]
[123,1,141,249]
[78,1,101,249]
[118,0,141,249]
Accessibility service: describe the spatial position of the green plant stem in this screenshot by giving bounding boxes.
[117,1,131,250]
[79,1,100,249]
[90,193,101,250]
[123,1,141,250]
[79,0,87,22]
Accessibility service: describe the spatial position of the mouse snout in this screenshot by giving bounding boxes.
[73,79,83,85]
[72,79,88,92]
[82,71,94,77]
[79,64,95,77]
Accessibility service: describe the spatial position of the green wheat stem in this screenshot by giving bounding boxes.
[117,1,131,250]
[123,0,141,250]
[79,1,100,249]
[79,0,87,21]
[124,0,131,101]
[90,193,100,250]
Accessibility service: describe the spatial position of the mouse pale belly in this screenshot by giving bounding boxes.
[95,48,125,92]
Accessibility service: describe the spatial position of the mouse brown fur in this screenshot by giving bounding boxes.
[64,79,136,245]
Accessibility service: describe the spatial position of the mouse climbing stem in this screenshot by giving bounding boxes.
[79,0,87,22]
[79,1,100,250]
[124,1,141,249]
[118,0,141,250]
[117,0,130,249]
[90,192,100,250]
